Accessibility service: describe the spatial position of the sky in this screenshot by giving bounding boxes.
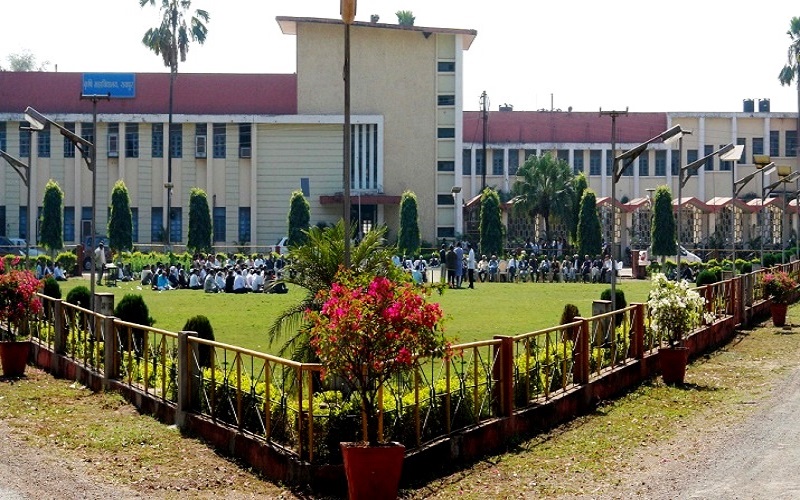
[3,1,800,113]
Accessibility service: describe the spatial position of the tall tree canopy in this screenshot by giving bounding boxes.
[512,152,574,243]
[397,190,420,257]
[187,187,212,253]
[651,185,676,258]
[576,189,601,258]
[569,172,588,245]
[109,180,133,252]
[40,180,63,254]
[778,16,800,158]
[287,190,310,247]
[1,51,50,71]
[479,187,504,257]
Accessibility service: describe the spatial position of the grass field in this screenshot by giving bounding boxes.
[56,276,653,355]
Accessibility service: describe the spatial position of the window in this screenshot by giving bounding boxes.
[0,207,5,238]
[719,144,732,171]
[131,207,139,243]
[671,150,680,176]
[605,150,613,176]
[704,145,714,171]
[63,122,75,158]
[462,150,471,175]
[475,150,485,175]
[437,95,455,106]
[37,125,50,158]
[63,207,75,242]
[589,150,602,176]
[212,123,226,158]
[169,124,182,158]
[437,227,455,238]
[0,122,5,151]
[437,194,455,205]
[508,149,519,176]
[238,207,251,242]
[213,207,226,242]
[525,149,536,160]
[195,124,207,158]
[687,149,698,164]
[437,61,455,72]
[239,123,251,158]
[573,150,584,174]
[737,138,747,166]
[19,206,27,240]
[438,160,455,172]
[107,123,119,157]
[169,207,182,243]
[557,149,569,163]
[152,124,163,158]
[349,124,380,190]
[19,122,30,158]
[752,137,764,159]
[786,130,797,157]
[125,123,139,158]
[300,177,310,197]
[81,122,94,160]
[437,127,455,139]
[638,153,650,177]
[492,149,504,175]
[770,130,779,157]
[151,207,163,243]
[655,150,667,176]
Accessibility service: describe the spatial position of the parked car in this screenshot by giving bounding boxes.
[273,236,290,255]
[8,238,27,248]
[0,236,18,256]
[646,245,703,264]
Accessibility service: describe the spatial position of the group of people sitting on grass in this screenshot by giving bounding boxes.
[34,261,69,281]
[138,253,288,294]
[475,252,620,283]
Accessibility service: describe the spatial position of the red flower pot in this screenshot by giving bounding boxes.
[771,303,788,327]
[0,341,31,378]
[659,346,689,385]
[341,441,405,500]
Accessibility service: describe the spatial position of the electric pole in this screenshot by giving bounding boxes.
[480,91,489,192]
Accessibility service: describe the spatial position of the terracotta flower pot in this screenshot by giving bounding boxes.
[771,303,788,327]
[341,441,405,500]
[659,346,689,385]
[0,340,31,378]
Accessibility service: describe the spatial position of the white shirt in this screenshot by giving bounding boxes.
[94,246,106,266]
[467,249,476,269]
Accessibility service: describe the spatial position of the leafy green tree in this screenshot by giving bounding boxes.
[287,190,310,247]
[479,187,504,257]
[2,51,49,71]
[40,179,63,254]
[267,221,404,361]
[140,0,209,248]
[577,189,601,258]
[651,185,676,259]
[569,172,588,245]
[512,153,574,243]
[779,16,800,154]
[187,187,212,253]
[396,10,415,26]
[108,180,133,253]
[398,190,420,256]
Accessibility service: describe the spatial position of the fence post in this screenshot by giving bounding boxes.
[573,318,590,385]
[632,303,645,359]
[53,299,66,355]
[176,331,199,429]
[102,315,117,386]
[493,336,514,417]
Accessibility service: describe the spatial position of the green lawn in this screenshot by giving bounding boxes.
[55,277,652,355]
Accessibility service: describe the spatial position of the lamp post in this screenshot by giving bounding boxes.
[341,0,356,269]
[753,155,776,267]
[612,124,686,311]
[673,131,692,271]
[764,166,800,264]
[24,106,95,298]
[0,147,33,268]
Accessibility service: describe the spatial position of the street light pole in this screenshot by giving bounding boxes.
[341,0,356,269]
[0,148,32,269]
[754,155,775,267]
[20,126,34,269]
[675,131,692,272]
[600,108,628,312]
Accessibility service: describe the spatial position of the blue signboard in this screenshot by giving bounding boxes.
[82,73,136,98]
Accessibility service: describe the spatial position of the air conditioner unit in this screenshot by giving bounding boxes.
[107,133,119,158]
[240,146,251,158]
[195,135,207,158]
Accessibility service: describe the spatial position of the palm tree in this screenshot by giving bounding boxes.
[512,152,574,243]
[779,17,800,159]
[267,221,404,361]
[140,0,209,249]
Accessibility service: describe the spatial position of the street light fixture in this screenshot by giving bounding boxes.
[764,166,800,264]
[341,0,356,269]
[0,148,33,268]
[611,124,687,311]
[753,154,776,267]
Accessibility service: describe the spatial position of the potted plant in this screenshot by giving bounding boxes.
[647,273,707,385]
[306,269,448,499]
[0,257,42,377]
[762,271,797,327]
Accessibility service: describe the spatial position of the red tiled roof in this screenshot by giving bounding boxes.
[0,72,297,115]
[463,111,669,144]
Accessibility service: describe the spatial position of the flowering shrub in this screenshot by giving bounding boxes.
[762,271,797,305]
[306,269,448,444]
[0,257,42,341]
[647,273,707,347]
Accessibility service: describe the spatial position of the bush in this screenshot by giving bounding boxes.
[65,286,91,308]
[696,269,718,287]
[764,253,778,268]
[114,294,155,327]
[42,276,61,299]
[560,303,580,342]
[183,315,215,368]
[55,252,77,275]
[600,288,627,310]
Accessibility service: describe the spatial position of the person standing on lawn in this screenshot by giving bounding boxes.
[94,242,106,286]
[467,243,476,289]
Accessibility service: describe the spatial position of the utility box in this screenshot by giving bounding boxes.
[95,292,115,316]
